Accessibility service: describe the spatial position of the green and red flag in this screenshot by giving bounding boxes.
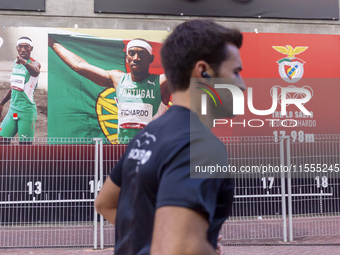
[48,34,163,143]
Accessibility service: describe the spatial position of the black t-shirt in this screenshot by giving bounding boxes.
[110,105,234,255]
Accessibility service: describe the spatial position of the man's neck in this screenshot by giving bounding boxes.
[171,90,213,129]
[171,90,190,109]
[131,72,150,82]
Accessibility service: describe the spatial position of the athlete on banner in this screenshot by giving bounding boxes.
[49,37,171,143]
[0,37,41,144]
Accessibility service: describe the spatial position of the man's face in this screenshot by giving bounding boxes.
[214,43,246,118]
[126,47,153,75]
[217,43,245,89]
[17,43,32,60]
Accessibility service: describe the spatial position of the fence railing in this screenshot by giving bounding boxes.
[222,135,340,243]
[0,135,339,248]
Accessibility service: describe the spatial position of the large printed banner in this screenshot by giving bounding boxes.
[94,0,339,20]
[213,33,340,140]
[0,27,339,142]
[48,31,340,143]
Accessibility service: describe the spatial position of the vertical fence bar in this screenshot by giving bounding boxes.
[93,138,100,249]
[99,139,104,249]
[286,137,293,242]
[280,136,287,242]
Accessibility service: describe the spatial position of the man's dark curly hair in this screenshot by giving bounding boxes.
[161,19,242,92]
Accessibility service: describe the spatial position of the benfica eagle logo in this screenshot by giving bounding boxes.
[272,45,308,83]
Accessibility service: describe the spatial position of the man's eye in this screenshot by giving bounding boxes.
[18,45,30,50]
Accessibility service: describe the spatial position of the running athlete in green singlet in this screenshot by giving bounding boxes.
[0,37,41,144]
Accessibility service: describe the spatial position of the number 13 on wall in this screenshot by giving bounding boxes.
[27,181,42,195]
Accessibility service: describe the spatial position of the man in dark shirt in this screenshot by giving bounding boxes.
[95,19,246,255]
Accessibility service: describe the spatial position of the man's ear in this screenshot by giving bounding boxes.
[192,60,214,78]
[149,55,154,64]
[31,46,34,52]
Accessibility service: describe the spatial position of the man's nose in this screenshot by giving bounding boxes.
[237,75,246,91]
[132,53,140,60]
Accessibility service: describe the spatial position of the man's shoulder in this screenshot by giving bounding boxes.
[29,57,41,68]
[148,106,190,130]
[190,117,228,167]
[190,115,222,146]
[108,70,125,86]
[141,106,190,145]
[29,57,39,63]
[146,73,161,83]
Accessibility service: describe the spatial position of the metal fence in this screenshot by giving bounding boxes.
[0,135,339,248]
[222,135,340,242]
[221,136,285,241]
[288,135,340,240]
[0,138,98,248]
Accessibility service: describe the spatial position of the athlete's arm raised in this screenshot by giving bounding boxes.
[48,36,123,88]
